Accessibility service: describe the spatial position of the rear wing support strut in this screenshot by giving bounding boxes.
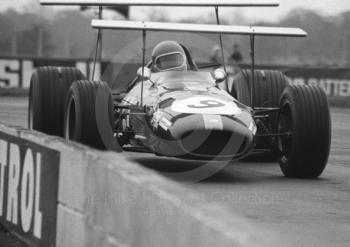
[250,34,255,109]
[140,30,146,106]
[214,6,228,91]
[92,6,103,80]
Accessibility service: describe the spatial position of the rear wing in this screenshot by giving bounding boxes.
[91,20,307,37]
[40,0,306,109]
[40,0,279,7]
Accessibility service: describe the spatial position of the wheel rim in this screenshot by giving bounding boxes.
[65,96,76,140]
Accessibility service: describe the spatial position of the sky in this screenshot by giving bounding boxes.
[1,0,350,22]
[135,0,350,22]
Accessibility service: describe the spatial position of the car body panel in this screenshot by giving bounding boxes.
[119,70,257,160]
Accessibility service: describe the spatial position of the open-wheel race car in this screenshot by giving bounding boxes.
[29,0,331,178]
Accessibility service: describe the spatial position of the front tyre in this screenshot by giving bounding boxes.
[64,80,117,150]
[278,85,331,178]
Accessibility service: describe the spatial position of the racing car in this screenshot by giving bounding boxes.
[28,0,331,178]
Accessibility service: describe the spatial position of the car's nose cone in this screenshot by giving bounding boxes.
[164,114,254,159]
[150,95,255,160]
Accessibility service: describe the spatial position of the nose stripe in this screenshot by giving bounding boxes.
[202,114,223,130]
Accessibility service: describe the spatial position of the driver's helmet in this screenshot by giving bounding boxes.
[152,41,188,72]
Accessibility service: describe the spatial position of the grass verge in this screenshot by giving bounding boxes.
[328,96,350,108]
[0,88,29,97]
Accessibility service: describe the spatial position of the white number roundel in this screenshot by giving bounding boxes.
[171,96,242,115]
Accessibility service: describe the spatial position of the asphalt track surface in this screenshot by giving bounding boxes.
[0,96,349,247]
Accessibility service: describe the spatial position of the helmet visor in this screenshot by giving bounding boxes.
[154,52,186,71]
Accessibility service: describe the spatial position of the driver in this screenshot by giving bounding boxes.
[152,41,188,72]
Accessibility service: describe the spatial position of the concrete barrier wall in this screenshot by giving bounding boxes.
[0,124,279,247]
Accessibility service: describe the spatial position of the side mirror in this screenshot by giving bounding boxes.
[213,68,227,83]
[137,67,151,80]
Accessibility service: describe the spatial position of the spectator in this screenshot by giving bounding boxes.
[230,44,243,64]
[210,45,222,64]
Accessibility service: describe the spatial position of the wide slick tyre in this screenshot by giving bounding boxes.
[64,80,117,150]
[278,85,331,178]
[28,66,85,136]
[233,69,288,109]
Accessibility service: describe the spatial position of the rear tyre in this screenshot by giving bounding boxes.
[278,85,331,178]
[233,70,289,159]
[64,80,116,150]
[233,70,288,107]
[28,67,85,136]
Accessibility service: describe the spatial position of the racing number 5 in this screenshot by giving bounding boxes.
[188,100,225,109]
